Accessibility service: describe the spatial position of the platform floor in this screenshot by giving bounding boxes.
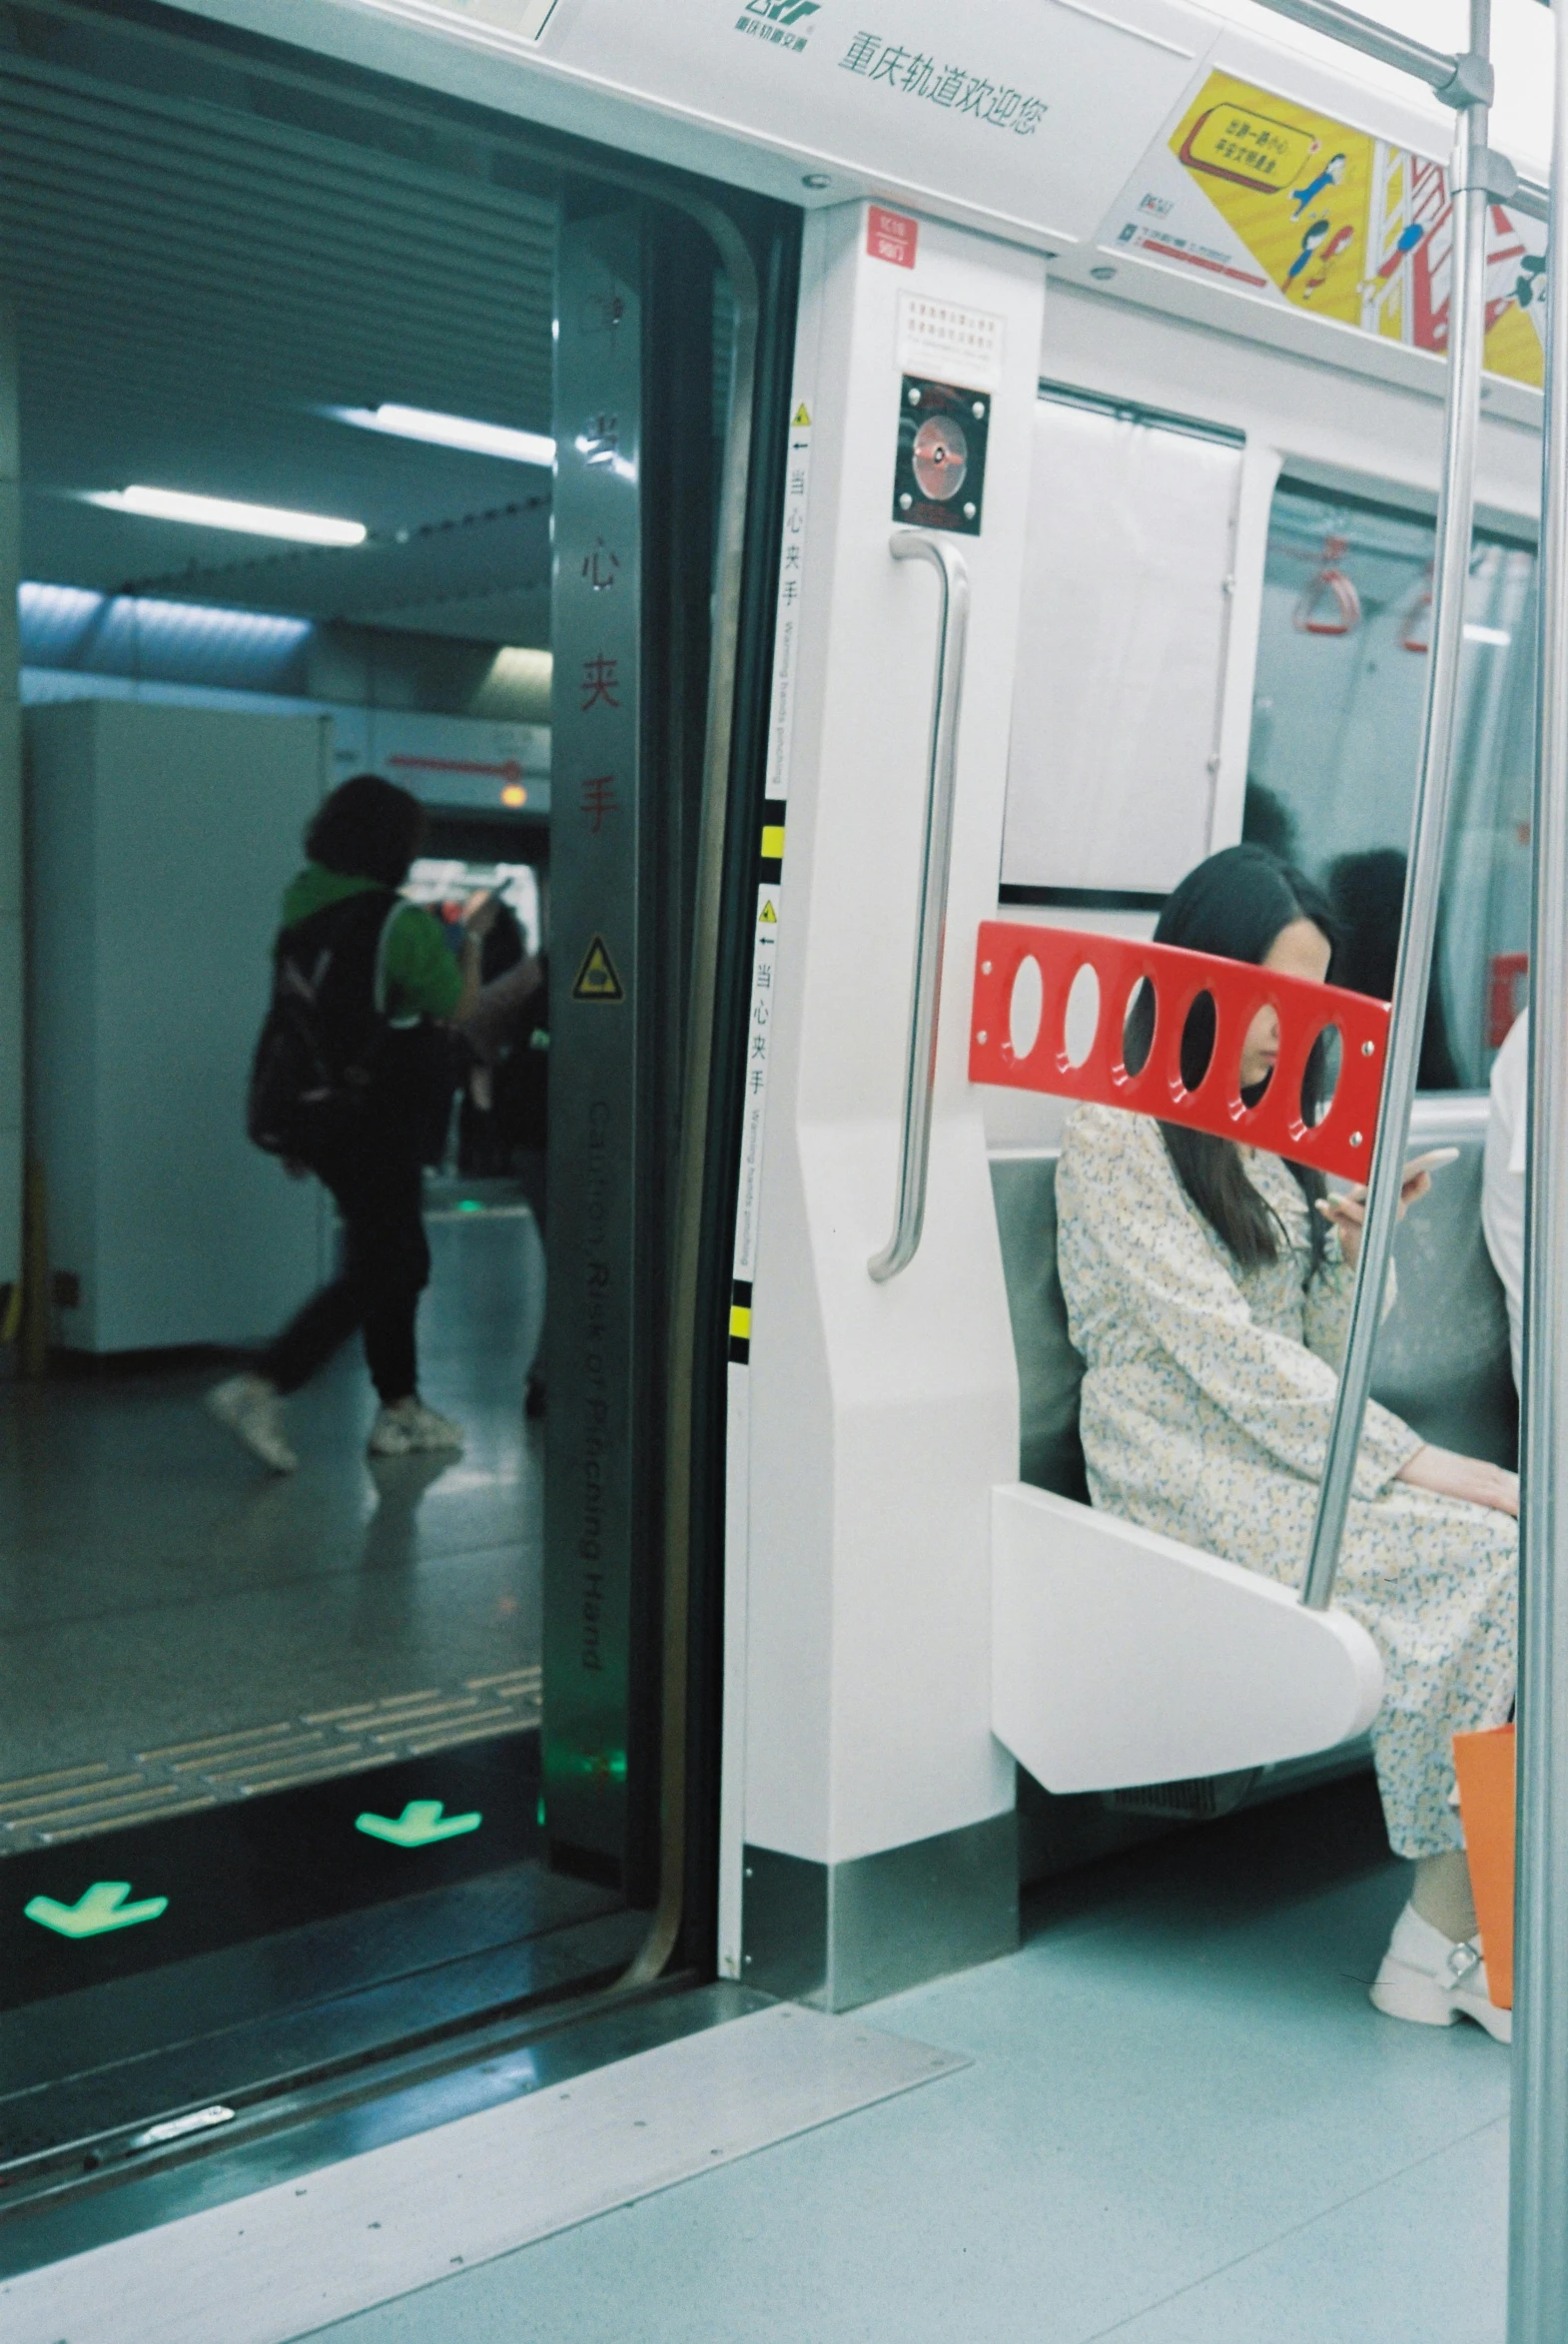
[306,1777,1510,2344]
[0,1206,544,1841]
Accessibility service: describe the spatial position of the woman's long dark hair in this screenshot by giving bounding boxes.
[306,772,427,888]
[1136,844,1340,1275]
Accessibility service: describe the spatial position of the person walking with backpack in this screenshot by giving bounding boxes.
[209,773,481,1474]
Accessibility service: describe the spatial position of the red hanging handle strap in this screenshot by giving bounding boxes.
[970,921,1389,1184]
[1292,535,1361,637]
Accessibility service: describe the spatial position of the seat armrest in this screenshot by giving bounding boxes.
[992,1483,1383,1794]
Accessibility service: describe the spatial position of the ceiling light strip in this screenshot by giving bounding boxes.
[327,403,553,466]
[84,485,367,545]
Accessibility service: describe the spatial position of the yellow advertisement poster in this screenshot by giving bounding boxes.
[1172,79,1374,328]
[1101,70,1547,390]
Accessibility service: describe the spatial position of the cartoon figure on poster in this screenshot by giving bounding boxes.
[1300,223,1356,304]
[1285,217,1331,287]
[1292,151,1347,215]
[1101,69,1548,390]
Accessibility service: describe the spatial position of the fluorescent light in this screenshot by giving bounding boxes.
[84,485,366,546]
[21,580,311,651]
[478,645,553,722]
[1464,623,1512,647]
[327,403,554,467]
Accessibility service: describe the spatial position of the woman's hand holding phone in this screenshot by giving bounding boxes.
[1314,1147,1459,1267]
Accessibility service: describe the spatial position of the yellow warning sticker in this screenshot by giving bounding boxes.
[572,934,624,1003]
[792,403,811,426]
[759,899,778,924]
[760,824,786,862]
[729,1304,752,1340]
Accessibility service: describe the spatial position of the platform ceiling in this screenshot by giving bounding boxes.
[0,0,559,645]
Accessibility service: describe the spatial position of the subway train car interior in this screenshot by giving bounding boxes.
[3,0,1568,2337]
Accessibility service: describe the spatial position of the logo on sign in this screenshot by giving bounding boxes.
[735,0,819,54]
[868,206,918,270]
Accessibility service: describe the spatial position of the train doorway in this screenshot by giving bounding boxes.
[0,0,794,2200]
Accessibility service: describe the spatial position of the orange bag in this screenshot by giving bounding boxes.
[1452,1724,1516,2009]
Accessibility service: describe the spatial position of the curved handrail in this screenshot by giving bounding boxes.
[868,529,971,1281]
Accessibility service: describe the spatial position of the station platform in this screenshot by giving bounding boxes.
[0,1201,543,1835]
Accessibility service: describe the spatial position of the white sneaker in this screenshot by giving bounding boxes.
[207,1373,298,1475]
[1369,1902,1512,2043]
[368,1397,465,1458]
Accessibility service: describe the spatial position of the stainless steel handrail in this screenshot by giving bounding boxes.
[868,530,970,1282]
[1300,80,1491,1610]
[1513,173,1550,226]
[1247,0,1467,96]
[1510,4,1568,2327]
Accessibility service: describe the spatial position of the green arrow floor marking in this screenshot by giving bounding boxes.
[355,1800,482,1849]
[25,1881,169,1939]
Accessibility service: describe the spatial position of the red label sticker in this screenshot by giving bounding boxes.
[867,206,918,269]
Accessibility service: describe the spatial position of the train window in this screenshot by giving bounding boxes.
[1246,480,1537,1089]
[1002,391,1242,899]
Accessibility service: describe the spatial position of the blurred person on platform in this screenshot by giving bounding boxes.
[209,773,482,1473]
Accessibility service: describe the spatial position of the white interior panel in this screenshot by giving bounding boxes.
[1001,396,1241,895]
[742,207,1046,1869]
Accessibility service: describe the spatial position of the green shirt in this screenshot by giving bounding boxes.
[279,865,463,1022]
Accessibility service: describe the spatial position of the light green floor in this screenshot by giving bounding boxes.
[305,1779,1510,2344]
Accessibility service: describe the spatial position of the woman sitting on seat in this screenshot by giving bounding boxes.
[1054,844,1517,2039]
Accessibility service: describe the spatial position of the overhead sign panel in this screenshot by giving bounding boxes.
[542,0,1203,245]
[1100,67,1548,388]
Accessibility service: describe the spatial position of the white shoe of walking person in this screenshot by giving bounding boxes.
[1369,1903,1512,2042]
[207,1372,299,1475]
[368,1397,465,1458]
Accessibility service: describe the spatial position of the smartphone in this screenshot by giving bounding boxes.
[1404,1148,1460,1176]
[1318,1147,1460,1215]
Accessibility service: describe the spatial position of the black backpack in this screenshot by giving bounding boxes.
[247,889,402,1164]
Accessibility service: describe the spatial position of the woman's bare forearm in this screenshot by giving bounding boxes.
[1395,1442,1519,1518]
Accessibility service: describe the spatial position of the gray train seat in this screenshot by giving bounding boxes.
[986,1099,1513,1799]
[1369,1096,1517,1467]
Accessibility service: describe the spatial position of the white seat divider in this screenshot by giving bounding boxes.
[991,1482,1384,1794]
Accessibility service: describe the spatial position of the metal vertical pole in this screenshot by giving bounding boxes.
[1300,70,1491,1610]
[1509,4,1568,2330]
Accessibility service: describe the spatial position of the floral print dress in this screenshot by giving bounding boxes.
[1054,1103,1516,1860]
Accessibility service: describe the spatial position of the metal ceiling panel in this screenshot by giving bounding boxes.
[0,0,560,635]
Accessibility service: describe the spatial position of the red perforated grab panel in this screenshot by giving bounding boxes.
[969,921,1390,1184]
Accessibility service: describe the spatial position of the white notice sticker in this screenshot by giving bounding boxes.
[764,405,813,803]
[898,294,1006,392]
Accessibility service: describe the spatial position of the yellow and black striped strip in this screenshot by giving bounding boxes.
[728,1277,753,1364]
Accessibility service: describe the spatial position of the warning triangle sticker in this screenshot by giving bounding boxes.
[792,403,811,426]
[759,900,778,924]
[572,934,624,1003]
